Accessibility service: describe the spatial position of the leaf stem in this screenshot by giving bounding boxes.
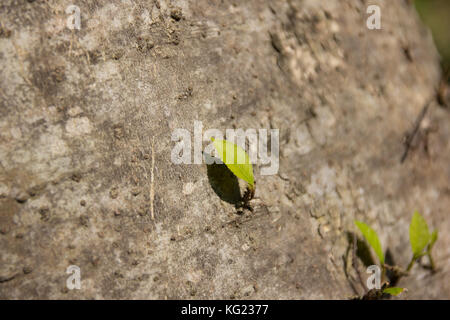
[406,258,415,272]
[427,252,436,272]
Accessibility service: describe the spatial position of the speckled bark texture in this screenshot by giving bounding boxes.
[0,0,449,299]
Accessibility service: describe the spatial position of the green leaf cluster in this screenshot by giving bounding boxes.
[354,211,439,299]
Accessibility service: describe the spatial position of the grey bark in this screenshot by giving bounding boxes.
[0,0,449,299]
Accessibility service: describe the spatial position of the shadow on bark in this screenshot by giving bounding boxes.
[206,155,241,205]
[385,249,400,287]
[346,232,375,267]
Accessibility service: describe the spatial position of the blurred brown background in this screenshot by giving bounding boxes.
[415,0,450,71]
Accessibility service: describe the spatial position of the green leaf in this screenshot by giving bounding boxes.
[354,221,384,265]
[429,230,438,249]
[383,287,405,296]
[211,138,255,189]
[409,211,430,258]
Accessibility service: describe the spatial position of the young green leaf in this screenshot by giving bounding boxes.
[354,221,384,265]
[429,230,438,249]
[211,138,255,190]
[382,287,405,296]
[409,211,430,258]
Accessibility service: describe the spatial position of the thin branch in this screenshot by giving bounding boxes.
[400,98,433,163]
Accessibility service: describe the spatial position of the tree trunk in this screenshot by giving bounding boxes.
[0,0,449,299]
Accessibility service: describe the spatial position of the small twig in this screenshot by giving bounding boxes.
[406,259,415,272]
[150,137,155,220]
[384,264,409,278]
[342,247,361,296]
[401,98,433,163]
[352,233,365,290]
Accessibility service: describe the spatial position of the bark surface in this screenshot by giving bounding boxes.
[0,0,449,299]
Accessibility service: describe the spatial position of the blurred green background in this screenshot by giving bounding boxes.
[414,0,450,72]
